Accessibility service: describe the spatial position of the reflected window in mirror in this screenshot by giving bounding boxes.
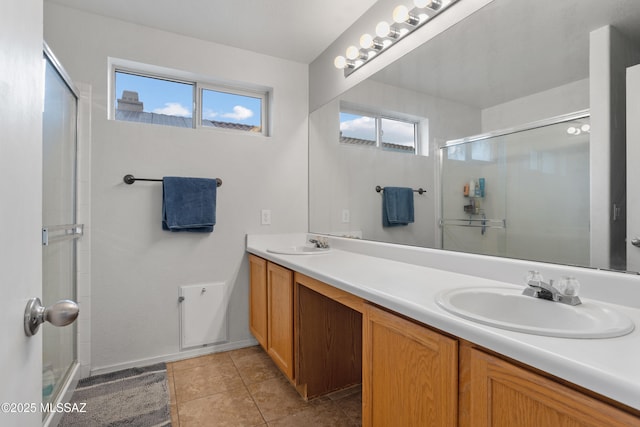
[472,140,492,161]
[339,111,377,147]
[339,106,423,155]
[380,117,417,154]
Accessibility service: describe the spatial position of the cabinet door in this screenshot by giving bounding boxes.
[267,262,294,380]
[363,303,458,427]
[468,348,639,427]
[248,255,268,349]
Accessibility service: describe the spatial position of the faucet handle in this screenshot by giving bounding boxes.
[554,276,581,296]
[524,270,544,286]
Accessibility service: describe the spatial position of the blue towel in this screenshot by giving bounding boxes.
[162,177,217,233]
[382,187,414,227]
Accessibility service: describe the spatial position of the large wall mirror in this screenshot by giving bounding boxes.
[309,0,640,273]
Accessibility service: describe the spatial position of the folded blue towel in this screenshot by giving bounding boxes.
[162,177,217,233]
[382,187,414,227]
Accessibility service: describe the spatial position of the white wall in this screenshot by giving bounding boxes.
[590,26,640,271]
[44,3,309,372]
[309,78,480,247]
[482,79,589,132]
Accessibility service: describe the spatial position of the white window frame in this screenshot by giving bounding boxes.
[109,57,271,136]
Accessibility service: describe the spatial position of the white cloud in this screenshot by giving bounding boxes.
[221,105,254,121]
[203,108,218,120]
[153,102,191,117]
[340,116,374,133]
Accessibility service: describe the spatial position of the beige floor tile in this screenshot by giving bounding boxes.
[168,347,363,426]
[247,375,311,422]
[174,361,244,403]
[172,351,233,372]
[231,348,282,385]
[227,345,265,360]
[267,401,357,427]
[178,386,265,427]
[334,392,362,425]
[325,385,362,401]
[170,403,179,426]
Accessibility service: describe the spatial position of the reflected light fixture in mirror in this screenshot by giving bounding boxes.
[334,0,457,77]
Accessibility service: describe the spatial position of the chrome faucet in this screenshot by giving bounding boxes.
[308,237,329,249]
[522,271,582,306]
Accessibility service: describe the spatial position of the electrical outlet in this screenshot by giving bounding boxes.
[261,209,271,225]
[342,209,350,223]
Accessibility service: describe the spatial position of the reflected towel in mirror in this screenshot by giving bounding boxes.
[382,187,414,227]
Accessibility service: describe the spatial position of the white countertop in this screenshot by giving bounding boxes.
[247,233,640,411]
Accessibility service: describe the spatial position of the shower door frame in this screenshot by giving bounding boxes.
[42,41,82,427]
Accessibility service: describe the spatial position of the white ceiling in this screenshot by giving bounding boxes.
[44,0,378,64]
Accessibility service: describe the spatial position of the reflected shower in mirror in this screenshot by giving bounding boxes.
[309,0,640,273]
[441,112,590,266]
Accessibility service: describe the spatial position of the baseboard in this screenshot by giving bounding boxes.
[89,338,259,376]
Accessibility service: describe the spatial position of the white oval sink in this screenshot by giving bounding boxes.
[266,246,331,255]
[435,286,634,339]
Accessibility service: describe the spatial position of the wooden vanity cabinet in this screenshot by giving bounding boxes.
[363,303,458,427]
[462,346,640,427]
[248,255,268,349]
[249,254,640,425]
[248,255,294,381]
[266,261,294,380]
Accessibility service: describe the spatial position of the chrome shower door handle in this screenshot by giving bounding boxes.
[632,237,640,248]
[24,297,79,337]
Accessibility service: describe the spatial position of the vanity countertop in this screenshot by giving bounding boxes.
[247,233,640,411]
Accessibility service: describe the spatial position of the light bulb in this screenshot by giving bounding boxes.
[581,124,591,132]
[360,33,374,49]
[393,5,410,23]
[376,21,391,37]
[346,45,360,60]
[567,126,577,135]
[334,56,347,69]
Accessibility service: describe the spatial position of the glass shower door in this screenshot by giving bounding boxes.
[42,48,80,409]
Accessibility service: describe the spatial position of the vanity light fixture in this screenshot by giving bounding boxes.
[567,123,591,135]
[334,0,459,76]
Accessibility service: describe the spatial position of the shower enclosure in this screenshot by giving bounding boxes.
[439,111,590,267]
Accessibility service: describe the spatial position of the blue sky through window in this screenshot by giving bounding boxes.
[340,112,376,141]
[116,72,193,117]
[115,71,262,126]
[202,89,261,126]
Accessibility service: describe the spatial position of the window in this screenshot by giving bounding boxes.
[201,88,264,133]
[112,61,269,135]
[380,117,416,153]
[339,107,420,154]
[339,112,377,147]
[115,71,194,127]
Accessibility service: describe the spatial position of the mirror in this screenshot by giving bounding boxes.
[309,0,640,273]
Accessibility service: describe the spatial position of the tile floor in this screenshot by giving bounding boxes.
[166,346,362,426]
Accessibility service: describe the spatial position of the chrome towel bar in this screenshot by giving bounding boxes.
[123,174,222,187]
[376,185,426,195]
